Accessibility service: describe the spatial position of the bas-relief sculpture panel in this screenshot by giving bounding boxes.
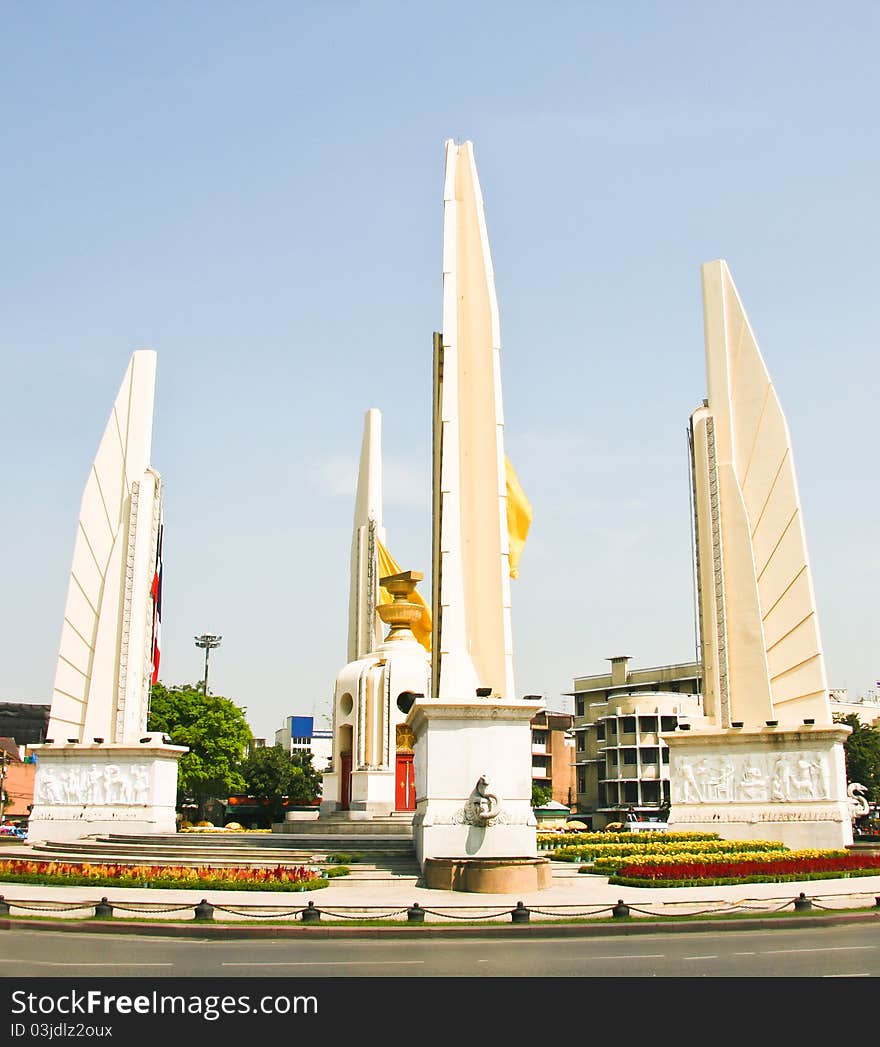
[671,751,831,806]
[34,763,152,806]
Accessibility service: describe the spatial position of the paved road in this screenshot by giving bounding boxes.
[3,923,879,977]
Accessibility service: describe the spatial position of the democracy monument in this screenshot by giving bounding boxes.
[25,138,854,879]
[27,350,187,842]
[665,261,853,849]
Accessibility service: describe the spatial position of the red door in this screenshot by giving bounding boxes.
[395,753,415,811]
[340,752,352,811]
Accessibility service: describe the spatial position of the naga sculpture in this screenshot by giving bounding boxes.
[847,782,871,820]
[467,774,500,824]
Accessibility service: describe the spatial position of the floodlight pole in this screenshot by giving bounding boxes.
[194,634,222,695]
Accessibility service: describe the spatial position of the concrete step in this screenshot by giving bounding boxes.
[93,832,415,850]
[5,834,421,878]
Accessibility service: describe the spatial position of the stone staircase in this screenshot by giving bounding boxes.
[3,828,421,884]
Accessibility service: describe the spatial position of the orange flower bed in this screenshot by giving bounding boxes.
[0,858,324,891]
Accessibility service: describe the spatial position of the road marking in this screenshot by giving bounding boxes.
[0,960,172,968]
[824,973,872,978]
[221,960,425,967]
[732,951,756,956]
[764,946,876,955]
[684,956,718,961]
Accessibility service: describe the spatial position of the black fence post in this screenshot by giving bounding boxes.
[407,903,425,924]
[93,897,114,918]
[612,899,630,918]
[511,901,530,924]
[301,901,321,924]
[194,899,214,922]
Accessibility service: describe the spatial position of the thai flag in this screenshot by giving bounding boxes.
[150,517,163,685]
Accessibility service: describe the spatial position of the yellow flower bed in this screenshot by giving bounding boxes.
[538,830,717,850]
[606,847,848,869]
[553,838,783,863]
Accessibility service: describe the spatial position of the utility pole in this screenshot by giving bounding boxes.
[194,634,222,695]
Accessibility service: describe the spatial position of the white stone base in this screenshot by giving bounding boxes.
[665,724,854,850]
[407,698,545,868]
[318,768,396,819]
[27,736,187,844]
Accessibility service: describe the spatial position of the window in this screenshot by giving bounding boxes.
[531,731,546,745]
[607,720,617,736]
[622,749,638,766]
[596,724,605,741]
[641,747,659,763]
[575,698,585,717]
[642,781,660,804]
[623,783,639,804]
[662,748,670,764]
[577,771,586,793]
[621,717,636,734]
[639,717,658,732]
[660,716,677,732]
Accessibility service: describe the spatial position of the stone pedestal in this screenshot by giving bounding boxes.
[27,734,187,843]
[407,697,550,890]
[665,724,854,850]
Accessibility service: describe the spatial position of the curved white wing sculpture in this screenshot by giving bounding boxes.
[432,139,514,703]
[48,350,162,744]
[690,262,830,727]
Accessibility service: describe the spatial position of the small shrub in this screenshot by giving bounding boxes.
[324,866,351,878]
[325,852,360,864]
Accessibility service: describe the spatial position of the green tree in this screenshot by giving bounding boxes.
[836,714,880,803]
[240,745,322,819]
[148,682,252,817]
[531,783,553,808]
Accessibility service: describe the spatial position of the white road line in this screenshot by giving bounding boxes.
[732,951,756,956]
[764,946,876,955]
[0,961,173,968]
[824,973,872,978]
[221,960,425,967]
[684,956,718,961]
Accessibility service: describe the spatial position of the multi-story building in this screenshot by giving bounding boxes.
[829,688,880,727]
[275,715,333,772]
[568,656,706,829]
[0,703,50,826]
[530,710,576,810]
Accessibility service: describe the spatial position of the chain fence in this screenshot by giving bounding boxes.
[1,890,878,925]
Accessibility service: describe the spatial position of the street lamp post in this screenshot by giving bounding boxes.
[194,634,222,695]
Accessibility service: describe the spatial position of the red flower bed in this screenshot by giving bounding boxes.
[618,853,880,882]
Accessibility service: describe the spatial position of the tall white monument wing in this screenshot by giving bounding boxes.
[700,261,830,724]
[348,408,386,662]
[433,139,514,702]
[48,350,162,743]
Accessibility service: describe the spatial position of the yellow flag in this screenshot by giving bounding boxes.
[377,540,433,652]
[505,455,533,579]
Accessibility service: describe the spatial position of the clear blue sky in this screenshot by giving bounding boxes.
[2,3,878,740]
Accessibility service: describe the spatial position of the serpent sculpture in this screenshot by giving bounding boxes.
[847,782,870,819]
[470,774,500,823]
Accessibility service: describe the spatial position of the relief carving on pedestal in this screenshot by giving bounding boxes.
[35,764,152,806]
[671,751,830,805]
